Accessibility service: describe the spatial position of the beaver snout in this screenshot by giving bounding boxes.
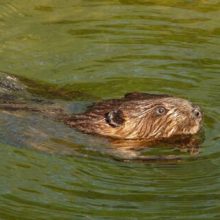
[192,106,202,119]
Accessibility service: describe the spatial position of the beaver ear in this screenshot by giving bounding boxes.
[105,110,125,127]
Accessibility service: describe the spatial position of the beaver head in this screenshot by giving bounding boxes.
[66,92,203,141]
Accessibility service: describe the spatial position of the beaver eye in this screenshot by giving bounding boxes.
[155,106,166,116]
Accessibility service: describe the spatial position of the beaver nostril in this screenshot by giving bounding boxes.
[192,108,201,118]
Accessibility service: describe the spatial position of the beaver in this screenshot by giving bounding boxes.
[0,72,203,161]
[66,92,202,140]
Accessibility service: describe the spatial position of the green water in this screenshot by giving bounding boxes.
[0,0,220,219]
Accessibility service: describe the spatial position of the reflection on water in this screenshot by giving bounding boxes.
[0,0,220,219]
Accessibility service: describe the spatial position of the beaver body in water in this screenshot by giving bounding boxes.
[67,92,202,141]
[0,72,203,161]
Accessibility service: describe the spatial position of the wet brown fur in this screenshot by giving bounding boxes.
[65,92,202,141]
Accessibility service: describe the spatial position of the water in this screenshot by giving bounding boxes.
[0,0,220,219]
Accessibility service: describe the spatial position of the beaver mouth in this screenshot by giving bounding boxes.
[167,116,202,138]
[182,123,202,136]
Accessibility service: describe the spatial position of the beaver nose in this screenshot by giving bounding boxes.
[192,106,202,119]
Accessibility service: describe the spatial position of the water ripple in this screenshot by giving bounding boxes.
[0,0,220,219]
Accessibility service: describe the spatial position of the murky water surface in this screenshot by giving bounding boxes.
[0,0,220,219]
